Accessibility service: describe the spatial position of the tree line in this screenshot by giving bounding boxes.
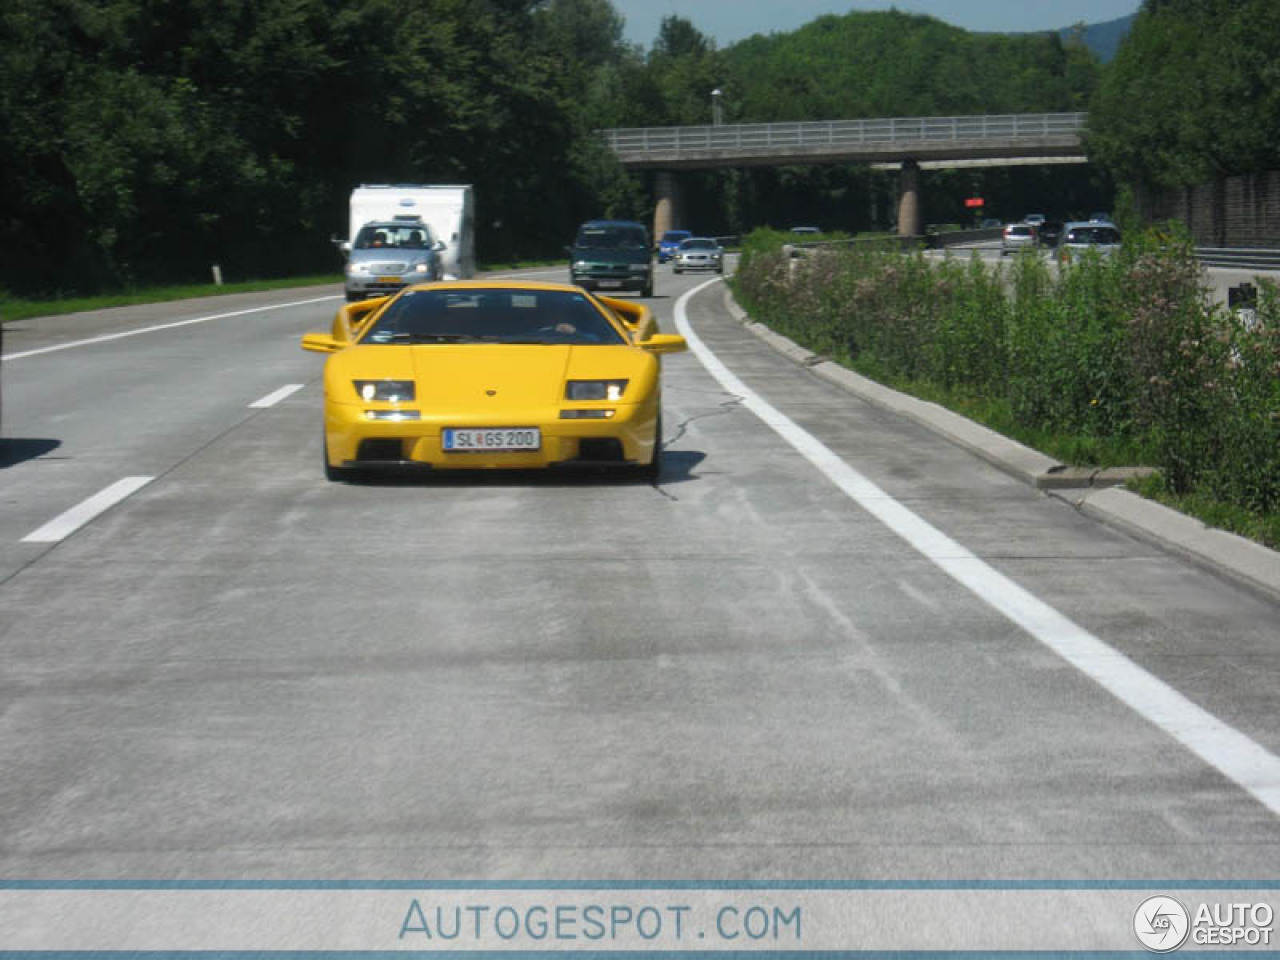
[0,0,1270,298]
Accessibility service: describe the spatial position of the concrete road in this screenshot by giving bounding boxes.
[1,266,1277,883]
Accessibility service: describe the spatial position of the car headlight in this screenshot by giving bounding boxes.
[353,379,415,402]
[573,260,589,270]
[413,262,431,274]
[346,263,370,276]
[565,379,628,401]
[631,263,650,272]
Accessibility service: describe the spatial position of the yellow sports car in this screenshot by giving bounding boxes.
[301,280,687,480]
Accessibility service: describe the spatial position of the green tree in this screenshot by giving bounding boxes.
[1087,0,1280,188]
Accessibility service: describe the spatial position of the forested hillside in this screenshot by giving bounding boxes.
[1087,0,1280,189]
[720,10,1097,121]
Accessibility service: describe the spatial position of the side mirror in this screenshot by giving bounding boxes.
[331,297,387,341]
[597,294,657,342]
[640,333,688,355]
[433,240,446,252]
[301,332,343,354]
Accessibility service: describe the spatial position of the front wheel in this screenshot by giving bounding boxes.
[642,277,654,298]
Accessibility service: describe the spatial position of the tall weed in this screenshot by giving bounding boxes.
[732,225,1280,522]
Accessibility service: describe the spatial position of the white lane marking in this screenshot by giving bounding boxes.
[675,278,1280,818]
[21,477,154,543]
[249,383,305,409]
[6,296,341,361]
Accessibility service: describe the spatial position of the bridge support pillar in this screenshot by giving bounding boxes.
[653,171,682,242]
[897,159,921,238]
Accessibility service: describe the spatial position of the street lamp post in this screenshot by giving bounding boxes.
[711,88,723,126]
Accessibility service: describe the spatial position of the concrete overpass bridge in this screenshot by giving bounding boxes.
[600,112,1088,239]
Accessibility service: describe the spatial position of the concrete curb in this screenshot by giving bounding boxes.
[719,286,1280,603]
[1058,486,1280,602]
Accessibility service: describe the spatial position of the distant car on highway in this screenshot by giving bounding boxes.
[1001,222,1037,255]
[1089,211,1113,223]
[344,219,445,302]
[980,218,1002,229]
[1057,221,1123,260]
[1023,213,1047,226]
[656,229,692,263]
[568,219,654,297]
[672,237,724,274]
[789,226,821,236]
[1036,220,1064,247]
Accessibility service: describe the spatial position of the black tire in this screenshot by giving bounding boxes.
[642,277,654,298]
[673,267,682,275]
[345,291,363,302]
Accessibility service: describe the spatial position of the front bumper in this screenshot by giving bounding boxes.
[346,278,411,299]
[570,275,650,293]
[323,400,659,471]
[674,257,722,271]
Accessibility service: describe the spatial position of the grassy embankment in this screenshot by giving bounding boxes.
[732,228,1280,550]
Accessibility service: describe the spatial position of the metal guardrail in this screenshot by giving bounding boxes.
[602,113,1086,157]
[1196,247,1280,270]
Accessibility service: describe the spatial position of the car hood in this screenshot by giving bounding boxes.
[326,343,657,409]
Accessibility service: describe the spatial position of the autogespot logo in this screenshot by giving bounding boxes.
[1135,896,1191,952]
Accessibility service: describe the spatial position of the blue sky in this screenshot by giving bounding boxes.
[612,0,1143,49]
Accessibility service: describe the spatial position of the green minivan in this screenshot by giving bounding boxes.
[568,220,654,298]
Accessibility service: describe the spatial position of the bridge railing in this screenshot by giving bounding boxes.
[603,113,1086,156]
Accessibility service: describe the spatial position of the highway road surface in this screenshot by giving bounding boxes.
[1,263,1278,887]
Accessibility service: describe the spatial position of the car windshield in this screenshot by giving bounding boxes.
[354,223,434,250]
[575,226,648,250]
[680,239,718,250]
[1064,226,1122,245]
[662,231,691,243]
[360,288,628,346]
[1007,226,1032,236]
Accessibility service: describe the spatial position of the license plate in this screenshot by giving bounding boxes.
[597,280,623,288]
[375,275,402,283]
[443,428,541,451]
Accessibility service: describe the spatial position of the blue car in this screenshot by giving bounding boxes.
[657,230,692,263]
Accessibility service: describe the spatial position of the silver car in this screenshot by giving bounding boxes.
[1056,221,1122,261]
[344,219,445,301]
[1001,222,1037,256]
[672,237,724,274]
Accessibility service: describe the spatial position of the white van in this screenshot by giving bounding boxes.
[343,184,475,280]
